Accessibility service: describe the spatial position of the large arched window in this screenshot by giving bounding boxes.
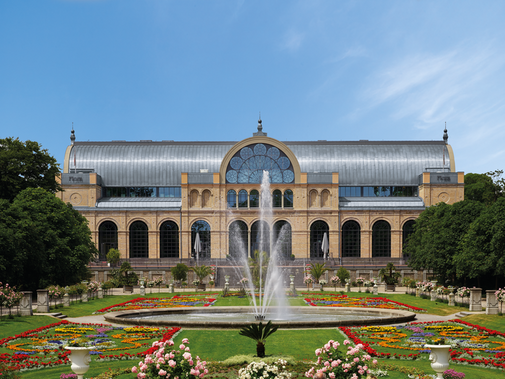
[238,190,248,208]
[227,190,237,208]
[129,221,148,258]
[160,221,179,258]
[98,221,118,261]
[272,190,282,208]
[250,190,259,208]
[273,220,292,258]
[372,220,391,257]
[284,189,293,208]
[342,221,360,257]
[229,220,248,258]
[310,220,329,258]
[402,220,416,257]
[251,220,270,257]
[191,220,211,259]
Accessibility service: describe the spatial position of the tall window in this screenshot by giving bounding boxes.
[251,220,270,257]
[310,220,329,258]
[160,221,179,258]
[272,190,282,208]
[129,221,148,258]
[238,190,248,208]
[98,221,118,261]
[191,220,211,259]
[341,221,360,257]
[250,190,259,208]
[402,220,416,257]
[227,190,237,208]
[284,190,293,208]
[321,190,330,207]
[273,220,292,258]
[372,220,391,257]
[229,221,248,258]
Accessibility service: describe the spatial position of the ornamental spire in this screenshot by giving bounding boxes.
[70,123,76,145]
[253,113,267,136]
[443,122,448,144]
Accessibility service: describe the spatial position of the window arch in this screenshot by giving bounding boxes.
[321,190,330,208]
[402,220,416,257]
[251,220,270,257]
[342,220,360,257]
[98,221,118,261]
[129,221,148,258]
[227,190,237,208]
[272,190,282,208]
[160,221,179,258]
[273,220,292,258]
[190,190,199,208]
[309,190,318,208]
[191,220,211,259]
[250,190,259,208]
[202,190,211,208]
[372,220,391,257]
[229,220,248,258]
[284,189,293,208]
[310,220,329,258]
[238,190,248,208]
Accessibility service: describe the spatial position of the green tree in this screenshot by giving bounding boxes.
[379,262,401,285]
[0,137,62,201]
[171,263,189,282]
[309,262,328,283]
[106,248,121,267]
[0,188,97,291]
[239,321,279,358]
[336,266,350,284]
[190,265,212,282]
[465,170,504,205]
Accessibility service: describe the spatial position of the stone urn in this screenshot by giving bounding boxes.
[426,344,451,378]
[65,347,92,379]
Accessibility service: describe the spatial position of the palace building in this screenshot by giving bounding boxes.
[57,120,464,283]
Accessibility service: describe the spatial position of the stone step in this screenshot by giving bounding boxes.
[50,312,67,319]
[454,312,471,318]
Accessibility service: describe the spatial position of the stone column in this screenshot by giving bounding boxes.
[63,293,70,307]
[416,288,421,297]
[289,275,295,295]
[20,291,33,316]
[486,290,499,315]
[36,289,50,313]
[469,288,482,311]
[372,284,378,295]
[98,288,104,299]
[169,283,174,293]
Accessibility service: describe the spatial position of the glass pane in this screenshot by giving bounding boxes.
[160,221,179,258]
[284,189,293,208]
[227,190,237,208]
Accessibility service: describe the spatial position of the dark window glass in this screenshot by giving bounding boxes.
[238,190,248,208]
[191,220,211,259]
[250,220,270,257]
[284,189,293,208]
[160,221,179,258]
[402,220,416,257]
[229,220,248,258]
[98,221,118,261]
[310,220,329,258]
[273,221,291,257]
[342,221,360,257]
[105,187,127,197]
[272,190,282,208]
[227,190,237,208]
[129,221,149,258]
[129,187,156,197]
[159,187,181,198]
[372,220,391,257]
[250,190,259,208]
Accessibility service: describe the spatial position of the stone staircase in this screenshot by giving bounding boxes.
[453,311,471,318]
[50,312,68,319]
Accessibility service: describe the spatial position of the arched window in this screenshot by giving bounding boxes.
[227,190,237,208]
[229,220,248,258]
[98,221,118,261]
[250,190,259,208]
[372,220,391,257]
[272,190,282,208]
[310,220,329,258]
[251,220,270,257]
[342,221,360,257]
[190,190,199,208]
[160,221,179,258]
[191,220,211,259]
[129,221,148,258]
[402,220,416,257]
[321,190,330,207]
[284,189,293,208]
[202,190,211,208]
[309,190,318,208]
[273,220,292,258]
[238,190,248,208]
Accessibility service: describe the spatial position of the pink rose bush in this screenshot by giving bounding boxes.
[304,339,376,379]
[132,338,208,379]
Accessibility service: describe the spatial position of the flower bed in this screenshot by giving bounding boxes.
[302,293,426,312]
[93,295,217,314]
[338,320,505,369]
[0,320,180,372]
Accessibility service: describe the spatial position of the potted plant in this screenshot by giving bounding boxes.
[318,278,327,291]
[309,262,329,285]
[303,275,313,290]
[64,338,93,379]
[190,264,213,291]
[106,248,120,268]
[379,262,401,291]
[425,338,451,378]
[171,263,189,288]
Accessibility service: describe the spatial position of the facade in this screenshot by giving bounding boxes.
[57,120,464,283]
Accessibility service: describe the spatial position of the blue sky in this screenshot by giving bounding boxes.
[1,0,504,175]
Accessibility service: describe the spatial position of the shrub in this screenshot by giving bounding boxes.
[171,263,189,282]
[336,267,350,284]
[238,359,291,379]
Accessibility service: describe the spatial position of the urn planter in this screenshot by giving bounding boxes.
[425,344,451,378]
[65,347,92,379]
[385,284,395,292]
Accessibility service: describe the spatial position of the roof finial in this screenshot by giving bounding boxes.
[443,122,448,144]
[70,123,76,145]
[253,113,267,136]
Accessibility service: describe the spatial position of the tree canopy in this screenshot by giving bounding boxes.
[0,137,62,201]
[464,170,504,205]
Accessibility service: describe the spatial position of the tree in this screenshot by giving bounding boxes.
[239,321,279,358]
[106,248,121,267]
[0,188,97,291]
[336,266,350,284]
[379,262,401,285]
[171,263,189,282]
[309,262,328,283]
[190,265,212,283]
[0,137,62,201]
[464,170,504,205]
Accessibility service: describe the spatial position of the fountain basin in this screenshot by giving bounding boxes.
[104,306,416,329]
